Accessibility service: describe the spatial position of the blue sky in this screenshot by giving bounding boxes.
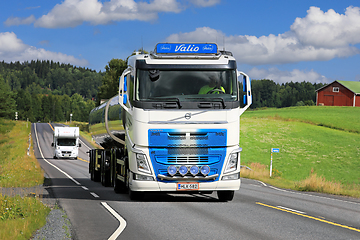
[1,0,360,84]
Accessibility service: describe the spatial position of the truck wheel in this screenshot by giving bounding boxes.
[53,156,57,159]
[93,169,101,182]
[113,176,126,193]
[217,190,234,202]
[129,190,144,201]
[101,168,111,187]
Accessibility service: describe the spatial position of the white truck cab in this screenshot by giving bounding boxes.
[89,43,252,201]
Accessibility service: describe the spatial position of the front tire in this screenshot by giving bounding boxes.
[129,190,144,201]
[217,190,234,202]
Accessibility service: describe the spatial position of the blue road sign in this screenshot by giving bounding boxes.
[271,148,280,153]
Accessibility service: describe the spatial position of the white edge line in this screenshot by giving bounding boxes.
[79,138,92,150]
[267,182,360,206]
[34,123,81,186]
[101,202,127,240]
[257,180,267,187]
[35,123,127,239]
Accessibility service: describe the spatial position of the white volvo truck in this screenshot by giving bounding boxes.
[52,126,81,159]
[88,43,252,201]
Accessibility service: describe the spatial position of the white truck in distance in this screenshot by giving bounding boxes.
[52,126,81,159]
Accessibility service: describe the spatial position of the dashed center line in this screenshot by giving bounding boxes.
[90,192,100,198]
[276,206,306,214]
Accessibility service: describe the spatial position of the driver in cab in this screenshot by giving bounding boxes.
[198,76,225,94]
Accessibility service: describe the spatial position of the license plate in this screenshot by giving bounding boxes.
[177,182,199,191]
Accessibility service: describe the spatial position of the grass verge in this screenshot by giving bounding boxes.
[240,106,360,198]
[0,119,50,239]
[240,163,360,198]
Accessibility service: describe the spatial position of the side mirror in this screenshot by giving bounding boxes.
[79,143,82,147]
[243,75,247,104]
[238,71,252,114]
[51,143,54,147]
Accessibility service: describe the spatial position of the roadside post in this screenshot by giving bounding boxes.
[270,148,280,177]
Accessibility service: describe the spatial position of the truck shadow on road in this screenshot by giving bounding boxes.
[41,176,226,203]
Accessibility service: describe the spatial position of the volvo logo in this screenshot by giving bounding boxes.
[185,113,191,120]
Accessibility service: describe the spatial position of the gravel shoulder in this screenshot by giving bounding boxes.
[0,177,73,240]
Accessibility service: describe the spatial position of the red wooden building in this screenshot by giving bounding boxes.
[316,80,360,107]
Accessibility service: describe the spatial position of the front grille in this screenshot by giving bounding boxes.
[168,156,209,164]
[167,147,208,155]
[155,155,220,165]
[61,151,71,154]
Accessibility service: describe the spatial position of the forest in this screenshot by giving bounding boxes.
[0,59,326,123]
[242,79,325,108]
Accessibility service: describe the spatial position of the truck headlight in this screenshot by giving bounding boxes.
[224,152,238,174]
[136,153,151,174]
[134,173,154,181]
[222,172,240,180]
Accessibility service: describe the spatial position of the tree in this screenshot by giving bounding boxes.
[97,59,127,103]
[60,94,72,122]
[15,89,33,121]
[31,94,42,122]
[0,75,16,118]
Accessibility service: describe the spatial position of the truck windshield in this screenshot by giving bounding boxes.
[135,69,238,102]
[57,138,76,146]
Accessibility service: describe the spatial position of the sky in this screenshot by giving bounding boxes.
[1,0,360,84]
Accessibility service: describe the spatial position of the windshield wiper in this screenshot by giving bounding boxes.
[212,97,226,109]
[186,97,226,109]
[148,97,182,109]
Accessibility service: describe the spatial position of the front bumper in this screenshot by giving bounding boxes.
[54,150,78,158]
[129,172,240,192]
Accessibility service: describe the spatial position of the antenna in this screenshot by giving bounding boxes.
[223,36,225,51]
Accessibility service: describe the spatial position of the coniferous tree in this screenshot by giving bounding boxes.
[0,75,16,118]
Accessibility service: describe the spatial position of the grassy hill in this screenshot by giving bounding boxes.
[240,106,360,197]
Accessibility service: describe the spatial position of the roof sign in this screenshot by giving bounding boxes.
[155,43,218,54]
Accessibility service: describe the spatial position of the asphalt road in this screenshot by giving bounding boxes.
[32,122,360,240]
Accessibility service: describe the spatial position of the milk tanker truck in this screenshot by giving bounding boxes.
[88,43,252,201]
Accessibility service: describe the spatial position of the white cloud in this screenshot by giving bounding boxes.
[165,6,360,65]
[248,67,331,84]
[0,32,88,66]
[291,6,360,48]
[4,15,36,26]
[166,26,223,42]
[6,0,189,28]
[188,0,220,7]
[4,0,219,28]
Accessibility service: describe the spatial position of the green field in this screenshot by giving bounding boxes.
[243,106,360,133]
[240,106,360,191]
